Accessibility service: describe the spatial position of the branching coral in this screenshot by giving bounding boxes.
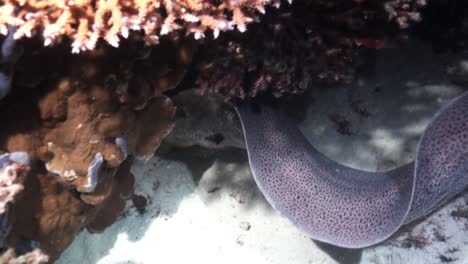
[0,152,29,252]
[0,0,279,52]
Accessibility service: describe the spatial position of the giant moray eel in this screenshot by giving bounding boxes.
[235,91,468,248]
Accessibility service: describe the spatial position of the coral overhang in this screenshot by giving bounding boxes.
[0,0,280,52]
[194,0,426,99]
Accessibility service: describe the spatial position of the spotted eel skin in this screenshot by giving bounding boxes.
[235,91,468,248]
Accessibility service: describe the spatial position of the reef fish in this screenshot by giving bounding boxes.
[235,91,468,248]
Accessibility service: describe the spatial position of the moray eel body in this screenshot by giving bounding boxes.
[235,91,468,248]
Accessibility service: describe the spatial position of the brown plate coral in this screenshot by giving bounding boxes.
[0,34,194,262]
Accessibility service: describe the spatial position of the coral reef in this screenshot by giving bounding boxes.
[1,248,49,263]
[0,152,29,250]
[0,0,447,262]
[382,0,426,29]
[0,0,280,52]
[0,153,28,215]
[194,0,426,99]
[0,34,194,262]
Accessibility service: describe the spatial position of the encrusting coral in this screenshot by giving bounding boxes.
[0,0,281,52]
[0,34,194,262]
[194,0,426,99]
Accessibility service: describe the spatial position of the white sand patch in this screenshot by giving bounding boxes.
[59,157,335,264]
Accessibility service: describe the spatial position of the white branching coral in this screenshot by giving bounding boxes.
[0,0,280,52]
[0,152,29,252]
[0,152,29,215]
[1,248,49,264]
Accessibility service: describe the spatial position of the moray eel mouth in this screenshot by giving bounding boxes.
[234,91,468,248]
